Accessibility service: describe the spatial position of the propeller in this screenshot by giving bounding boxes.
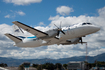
[54,22,65,36]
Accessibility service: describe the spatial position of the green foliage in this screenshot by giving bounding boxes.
[32,64,38,68]
[0,63,8,67]
[83,61,105,69]
[36,63,63,70]
[55,63,62,70]
[18,64,24,70]
[18,61,105,70]
[63,64,68,69]
[42,63,55,70]
[96,61,105,67]
[97,61,105,65]
[37,65,42,70]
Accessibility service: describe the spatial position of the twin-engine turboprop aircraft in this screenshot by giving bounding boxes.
[5,21,100,47]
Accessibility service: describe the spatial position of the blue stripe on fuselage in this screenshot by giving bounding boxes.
[27,36,37,38]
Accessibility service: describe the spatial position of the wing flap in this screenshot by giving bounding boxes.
[5,33,22,43]
[12,21,48,38]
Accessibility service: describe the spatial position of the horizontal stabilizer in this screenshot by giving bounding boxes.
[5,33,22,43]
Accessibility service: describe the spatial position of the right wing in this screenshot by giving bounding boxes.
[12,21,59,43]
[12,21,48,38]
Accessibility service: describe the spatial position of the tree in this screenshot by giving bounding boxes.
[63,64,67,69]
[0,63,8,67]
[18,64,24,70]
[32,64,39,68]
[42,63,55,70]
[37,65,42,70]
[55,63,62,70]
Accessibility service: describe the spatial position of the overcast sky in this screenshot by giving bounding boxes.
[0,0,105,59]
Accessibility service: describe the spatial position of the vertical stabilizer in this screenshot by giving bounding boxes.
[12,24,24,36]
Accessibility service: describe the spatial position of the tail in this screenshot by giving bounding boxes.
[5,33,22,43]
[12,24,24,36]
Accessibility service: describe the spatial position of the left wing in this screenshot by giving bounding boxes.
[12,21,48,38]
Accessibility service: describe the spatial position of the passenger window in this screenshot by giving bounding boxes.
[33,39,36,41]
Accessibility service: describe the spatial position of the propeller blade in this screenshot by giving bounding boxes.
[54,24,59,29]
[54,22,65,36]
[57,31,60,36]
[61,30,65,34]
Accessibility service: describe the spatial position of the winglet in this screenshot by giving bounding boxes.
[5,33,22,43]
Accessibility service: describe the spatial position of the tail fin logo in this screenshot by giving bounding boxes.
[15,29,20,32]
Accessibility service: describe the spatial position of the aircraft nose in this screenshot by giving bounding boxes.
[95,26,100,31]
[93,26,100,32]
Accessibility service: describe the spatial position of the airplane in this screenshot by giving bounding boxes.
[5,21,100,47]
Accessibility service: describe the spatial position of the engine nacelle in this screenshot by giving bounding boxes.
[46,29,58,37]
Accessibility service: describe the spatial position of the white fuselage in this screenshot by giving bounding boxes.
[15,23,100,47]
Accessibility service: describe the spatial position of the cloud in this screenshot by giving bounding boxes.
[49,15,60,21]
[4,14,16,18]
[4,14,10,18]
[39,22,45,26]
[16,11,25,16]
[1,6,105,59]
[3,0,42,5]
[98,6,105,17]
[4,10,25,18]
[0,23,12,34]
[56,6,74,15]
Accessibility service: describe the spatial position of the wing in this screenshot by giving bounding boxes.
[12,21,48,38]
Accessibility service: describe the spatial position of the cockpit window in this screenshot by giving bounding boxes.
[87,23,92,25]
[82,23,86,25]
[82,23,92,25]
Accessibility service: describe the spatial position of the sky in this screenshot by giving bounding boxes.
[0,0,105,59]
